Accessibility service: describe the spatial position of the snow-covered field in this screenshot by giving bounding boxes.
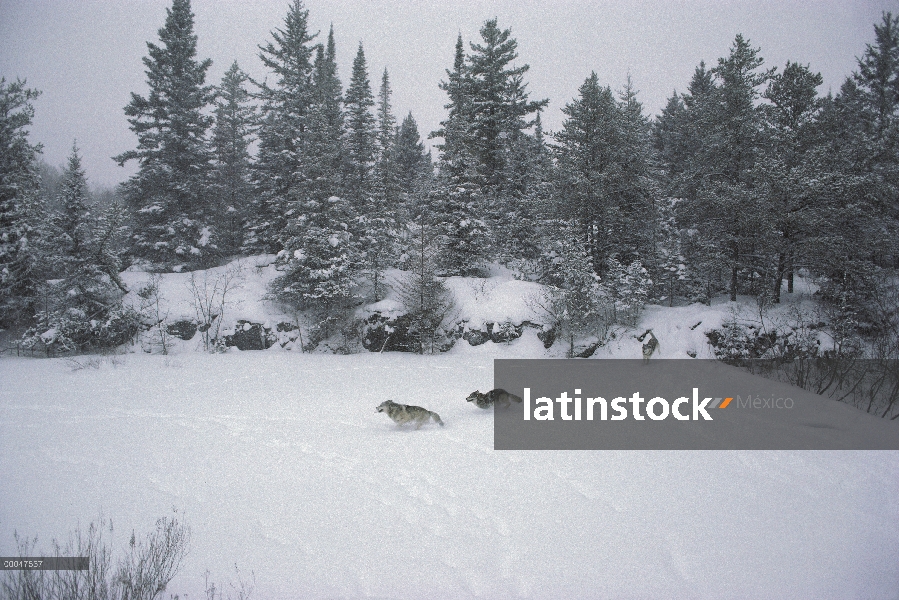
[2,264,898,598]
[1,347,898,599]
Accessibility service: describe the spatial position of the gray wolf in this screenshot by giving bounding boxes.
[466,389,523,409]
[376,400,444,429]
[636,329,660,362]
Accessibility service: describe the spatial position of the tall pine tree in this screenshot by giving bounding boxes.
[0,78,44,325]
[250,0,318,253]
[114,0,215,270]
[212,62,256,256]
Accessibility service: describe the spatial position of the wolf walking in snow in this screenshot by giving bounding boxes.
[376,400,444,429]
[636,329,660,363]
[466,389,523,409]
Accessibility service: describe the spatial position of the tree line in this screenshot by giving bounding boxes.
[1,0,897,353]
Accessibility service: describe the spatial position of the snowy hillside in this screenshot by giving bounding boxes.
[114,255,836,362]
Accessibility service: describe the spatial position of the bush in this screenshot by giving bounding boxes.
[1,514,189,600]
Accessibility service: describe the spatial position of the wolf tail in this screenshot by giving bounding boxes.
[431,411,445,426]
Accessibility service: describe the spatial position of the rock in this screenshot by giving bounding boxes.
[166,320,197,340]
[361,313,422,353]
[223,320,276,351]
[537,325,556,349]
[489,322,523,343]
[463,328,490,346]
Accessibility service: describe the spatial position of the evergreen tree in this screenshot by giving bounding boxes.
[536,221,613,357]
[55,142,91,268]
[432,34,473,182]
[250,0,318,253]
[0,77,44,325]
[395,211,454,354]
[212,62,256,256]
[114,0,215,269]
[392,113,432,203]
[465,19,547,193]
[305,25,344,204]
[553,73,620,274]
[24,146,137,354]
[759,61,823,301]
[682,36,775,300]
[343,42,377,208]
[855,12,899,139]
[801,14,899,315]
[430,34,484,275]
[362,68,401,302]
[376,68,397,163]
[271,193,360,342]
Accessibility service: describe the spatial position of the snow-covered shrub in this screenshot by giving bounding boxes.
[22,278,140,356]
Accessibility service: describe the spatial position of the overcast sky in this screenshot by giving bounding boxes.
[0,0,894,188]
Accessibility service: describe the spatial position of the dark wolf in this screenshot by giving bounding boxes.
[466,389,523,409]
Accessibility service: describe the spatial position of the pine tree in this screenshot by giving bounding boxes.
[0,77,44,325]
[759,61,823,301]
[855,12,899,139]
[304,25,344,204]
[432,34,473,182]
[682,36,775,301]
[395,211,454,354]
[465,19,547,193]
[24,146,137,354]
[114,0,215,269]
[430,34,484,275]
[55,142,91,269]
[801,14,899,313]
[343,42,377,208]
[376,69,397,163]
[536,221,613,357]
[250,0,318,253]
[212,62,256,256]
[392,113,432,204]
[553,73,621,274]
[361,68,400,302]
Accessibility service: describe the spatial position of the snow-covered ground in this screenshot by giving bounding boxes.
[1,263,898,598]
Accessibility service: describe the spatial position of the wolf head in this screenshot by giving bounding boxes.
[466,391,482,403]
[376,400,398,413]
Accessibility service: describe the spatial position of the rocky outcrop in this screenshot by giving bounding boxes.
[222,321,278,351]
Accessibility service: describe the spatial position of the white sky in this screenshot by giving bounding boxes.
[0,0,895,188]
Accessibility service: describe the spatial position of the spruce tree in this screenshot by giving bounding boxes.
[759,61,823,301]
[392,113,432,202]
[682,36,775,300]
[250,0,318,253]
[0,77,44,325]
[553,73,621,274]
[212,62,256,256]
[430,34,484,275]
[343,42,377,208]
[55,142,91,268]
[24,146,137,353]
[362,68,400,302]
[305,26,344,204]
[465,19,547,193]
[114,0,215,269]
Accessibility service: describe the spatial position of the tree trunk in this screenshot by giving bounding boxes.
[773,251,786,303]
[787,247,794,294]
[730,242,739,302]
